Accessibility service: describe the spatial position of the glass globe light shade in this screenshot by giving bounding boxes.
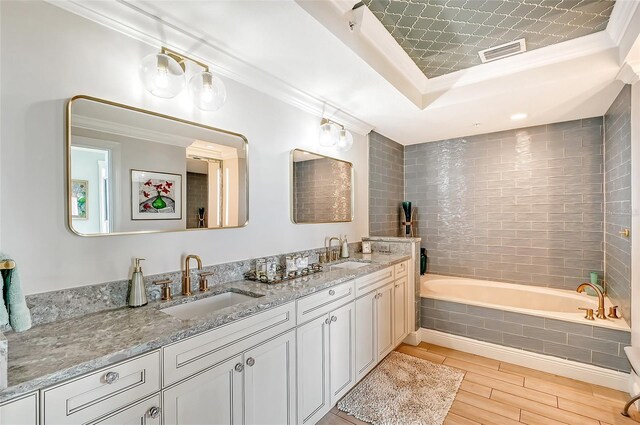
[138,53,185,98]
[189,71,227,111]
[318,121,338,147]
[336,128,354,152]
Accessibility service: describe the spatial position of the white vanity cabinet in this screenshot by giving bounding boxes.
[354,261,410,380]
[296,282,355,425]
[393,275,409,346]
[0,392,38,425]
[163,330,296,425]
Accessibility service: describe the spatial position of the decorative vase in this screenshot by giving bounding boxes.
[420,248,427,275]
[401,201,412,237]
[151,192,167,210]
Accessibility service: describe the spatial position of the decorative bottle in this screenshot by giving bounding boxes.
[420,248,427,275]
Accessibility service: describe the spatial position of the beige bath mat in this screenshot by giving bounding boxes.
[337,351,463,425]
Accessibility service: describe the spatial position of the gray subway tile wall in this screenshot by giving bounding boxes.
[369,131,405,236]
[405,118,605,289]
[186,172,208,229]
[604,85,632,325]
[421,298,630,372]
[293,158,352,223]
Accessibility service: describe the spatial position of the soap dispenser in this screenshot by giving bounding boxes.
[340,235,349,258]
[128,258,148,307]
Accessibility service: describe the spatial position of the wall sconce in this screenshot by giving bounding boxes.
[139,47,227,111]
[318,118,354,152]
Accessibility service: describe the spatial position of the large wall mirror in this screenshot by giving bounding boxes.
[291,149,353,224]
[67,96,248,236]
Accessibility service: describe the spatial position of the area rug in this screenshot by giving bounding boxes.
[337,351,463,425]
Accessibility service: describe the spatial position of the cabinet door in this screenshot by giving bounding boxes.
[90,394,160,425]
[376,283,394,359]
[296,315,330,425]
[244,330,296,425]
[355,291,377,381]
[393,276,408,346]
[329,302,356,406]
[0,392,38,425]
[163,355,243,425]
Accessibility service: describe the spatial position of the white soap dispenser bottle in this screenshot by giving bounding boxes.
[340,235,349,258]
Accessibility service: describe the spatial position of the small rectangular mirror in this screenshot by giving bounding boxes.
[291,149,353,223]
[68,96,248,236]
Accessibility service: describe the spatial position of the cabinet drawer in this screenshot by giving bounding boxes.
[296,280,354,324]
[394,261,408,279]
[355,267,393,298]
[163,302,295,386]
[42,350,160,425]
[90,394,161,425]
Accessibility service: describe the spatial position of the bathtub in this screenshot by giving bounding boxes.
[421,274,631,374]
[421,274,629,331]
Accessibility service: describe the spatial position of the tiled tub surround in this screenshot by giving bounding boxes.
[0,252,409,403]
[421,276,630,373]
[405,117,605,290]
[604,85,632,324]
[24,242,361,327]
[369,131,405,236]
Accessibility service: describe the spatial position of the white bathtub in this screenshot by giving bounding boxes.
[421,274,630,331]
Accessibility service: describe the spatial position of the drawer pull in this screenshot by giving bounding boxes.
[147,406,161,419]
[395,284,399,288]
[103,371,119,385]
[331,315,337,323]
[235,363,244,372]
[246,357,255,367]
[329,289,336,296]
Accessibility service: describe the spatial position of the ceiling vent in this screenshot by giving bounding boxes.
[479,39,526,63]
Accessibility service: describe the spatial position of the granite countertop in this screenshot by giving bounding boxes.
[0,253,409,403]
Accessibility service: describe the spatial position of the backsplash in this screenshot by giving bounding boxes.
[405,118,605,290]
[369,132,405,237]
[24,242,361,328]
[604,85,632,325]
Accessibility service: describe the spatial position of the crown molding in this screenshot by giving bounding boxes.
[46,0,374,136]
[605,0,640,63]
[617,61,640,84]
[425,31,615,94]
[72,114,195,148]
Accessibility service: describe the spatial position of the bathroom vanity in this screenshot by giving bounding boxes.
[0,256,412,425]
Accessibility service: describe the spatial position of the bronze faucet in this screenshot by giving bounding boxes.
[183,254,203,296]
[576,282,606,319]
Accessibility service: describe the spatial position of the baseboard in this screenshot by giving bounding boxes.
[420,328,631,392]
[403,331,420,346]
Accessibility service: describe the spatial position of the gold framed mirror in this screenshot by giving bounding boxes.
[67,95,248,236]
[290,149,353,224]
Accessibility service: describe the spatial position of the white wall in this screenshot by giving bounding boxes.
[0,1,369,295]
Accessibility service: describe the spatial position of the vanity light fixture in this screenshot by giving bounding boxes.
[139,47,226,111]
[318,118,354,152]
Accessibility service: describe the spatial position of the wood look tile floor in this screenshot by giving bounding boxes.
[319,342,639,425]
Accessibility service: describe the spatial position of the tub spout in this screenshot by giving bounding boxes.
[576,283,606,319]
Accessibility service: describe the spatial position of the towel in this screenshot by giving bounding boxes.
[0,254,31,332]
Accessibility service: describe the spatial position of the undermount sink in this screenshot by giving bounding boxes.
[331,261,370,270]
[161,291,263,320]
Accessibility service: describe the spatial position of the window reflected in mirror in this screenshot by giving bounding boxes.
[291,149,353,224]
[68,96,248,236]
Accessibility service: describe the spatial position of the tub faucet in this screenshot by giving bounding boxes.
[576,282,606,319]
[182,254,203,297]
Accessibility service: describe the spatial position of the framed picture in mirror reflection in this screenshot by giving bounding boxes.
[131,169,182,220]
